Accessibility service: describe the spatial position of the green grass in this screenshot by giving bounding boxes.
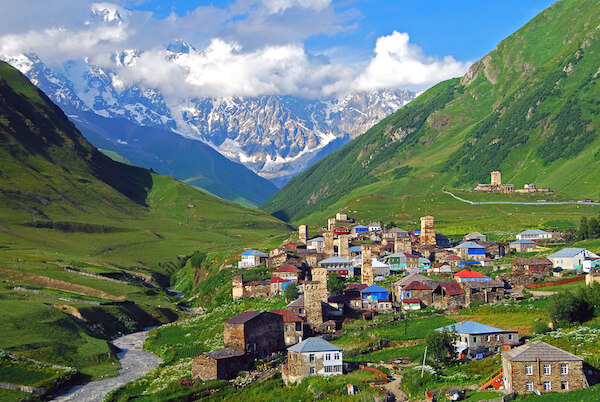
[0,363,55,386]
[514,383,600,401]
[0,388,33,402]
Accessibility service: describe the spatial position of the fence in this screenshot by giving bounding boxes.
[525,275,585,289]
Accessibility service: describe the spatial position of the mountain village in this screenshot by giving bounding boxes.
[188,204,600,400]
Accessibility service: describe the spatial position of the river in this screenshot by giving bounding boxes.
[52,327,162,402]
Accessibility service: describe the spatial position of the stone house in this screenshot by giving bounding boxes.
[272,265,301,282]
[502,341,585,394]
[192,349,248,380]
[432,281,465,310]
[464,232,487,242]
[509,239,537,253]
[318,256,354,278]
[232,275,270,301]
[306,237,324,253]
[282,337,343,384]
[287,295,305,317]
[393,273,438,302]
[270,276,291,296]
[481,241,507,258]
[512,258,553,275]
[400,281,434,306]
[454,242,486,260]
[462,280,505,306]
[272,309,306,346]
[360,284,390,311]
[224,311,285,359]
[436,321,519,359]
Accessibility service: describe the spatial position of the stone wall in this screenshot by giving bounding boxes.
[504,359,584,394]
[224,313,285,358]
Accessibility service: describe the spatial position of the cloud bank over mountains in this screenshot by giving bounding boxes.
[0,0,470,99]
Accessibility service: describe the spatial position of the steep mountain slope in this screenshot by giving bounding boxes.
[263,0,600,223]
[0,60,291,377]
[3,50,415,186]
[72,111,278,207]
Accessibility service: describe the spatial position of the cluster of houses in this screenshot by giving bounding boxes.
[474,171,551,194]
[191,212,599,394]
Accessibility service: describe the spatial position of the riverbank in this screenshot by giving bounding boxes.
[52,328,162,402]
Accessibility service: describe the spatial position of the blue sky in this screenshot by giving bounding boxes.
[0,0,556,98]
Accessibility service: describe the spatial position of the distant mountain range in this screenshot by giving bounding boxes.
[2,49,415,188]
[263,0,600,222]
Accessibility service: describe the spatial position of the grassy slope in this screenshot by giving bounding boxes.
[0,61,292,379]
[263,0,600,228]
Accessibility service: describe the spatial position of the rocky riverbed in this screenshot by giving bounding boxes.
[53,328,161,402]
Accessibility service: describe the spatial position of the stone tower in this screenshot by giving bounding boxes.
[420,215,436,246]
[338,234,350,260]
[232,275,244,301]
[394,237,412,254]
[305,266,328,327]
[323,231,334,259]
[361,245,374,286]
[491,171,501,186]
[327,218,337,232]
[298,224,308,245]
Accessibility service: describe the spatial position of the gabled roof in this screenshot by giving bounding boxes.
[394,273,431,287]
[372,259,389,268]
[454,269,485,278]
[349,246,362,252]
[514,257,552,265]
[274,265,301,273]
[388,227,408,233]
[353,225,369,229]
[402,298,421,304]
[518,229,549,236]
[368,222,381,227]
[308,236,324,242]
[346,283,368,292]
[287,295,304,308]
[270,277,289,284]
[547,248,587,259]
[288,337,342,353]
[387,252,420,259]
[403,281,432,290]
[361,284,389,294]
[455,241,485,249]
[445,255,462,260]
[436,321,512,335]
[205,348,245,360]
[241,249,268,257]
[465,232,485,238]
[319,256,352,264]
[510,239,535,245]
[503,341,582,362]
[272,309,304,323]
[226,311,263,324]
[440,281,463,296]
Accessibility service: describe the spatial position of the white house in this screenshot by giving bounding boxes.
[306,237,324,253]
[516,229,553,241]
[238,249,268,268]
[368,221,382,232]
[282,337,343,384]
[547,248,600,270]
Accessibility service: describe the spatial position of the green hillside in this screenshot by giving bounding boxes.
[0,60,291,379]
[263,0,600,226]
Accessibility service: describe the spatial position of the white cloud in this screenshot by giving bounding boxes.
[0,3,470,99]
[352,31,470,91]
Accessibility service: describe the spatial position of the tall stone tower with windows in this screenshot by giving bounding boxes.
[298,225,308,245]
[323,231,334,259]
[361,245,374,286]
[420,215,436,245]
[491,171,502,186]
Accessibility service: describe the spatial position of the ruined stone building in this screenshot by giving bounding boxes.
[224,311,285,359]
[502,341,586,394]
[282,337,343,385]
[232,275,270,301]
[192,349,248,381]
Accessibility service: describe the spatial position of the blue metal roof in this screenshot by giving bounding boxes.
[349,246,362,252]
[510,239,535,244]
[241,249,268,256]
[435,321,511,335]
[361,284,389,294]
[319,256,352,264]
[455,241,485,249]
[518,229,549,235]
[288,337,343,353]
[547,248,586,258]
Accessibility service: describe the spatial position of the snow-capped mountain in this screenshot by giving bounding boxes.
[3,49,415,186]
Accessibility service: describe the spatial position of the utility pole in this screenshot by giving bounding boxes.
[421,346,428,377]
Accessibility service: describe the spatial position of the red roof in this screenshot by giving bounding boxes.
[433,262,444,268]
[270,277,289,284]
[454,269,484,279]
[271,309,304,323]
[403,298,421,304]
[440,281,464,296]
[403,281,432,290]
[403,253,421,259]
[445,255,462,260]
[347,283,368,292]
[274,265,301,273]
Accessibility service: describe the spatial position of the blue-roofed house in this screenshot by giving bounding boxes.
[282,337,343,384]
[352,225,369,235]
[509,239,537,253]
[547,248,600,270]
[516,229,552,241]
[360,284,392,311]
[238,249,269,268]
[348,245,362,256]
[454,242,486,260]
[436,321,520,359]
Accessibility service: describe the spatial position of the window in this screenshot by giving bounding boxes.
[526,382,534,391]
[508,334,512,340]
[560,363,569,375]
[543,364,551,375]
[544,381,552,391]
[486,335,491,342]
[310,366,315,374]
[296,322,302,331]
[525,364,533,376]
[561,381,569,390]
[473,337,478,343]
[325,353,331,361]
[324,365,333,373]
[309,354,315,362]
[496,334,500,341]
